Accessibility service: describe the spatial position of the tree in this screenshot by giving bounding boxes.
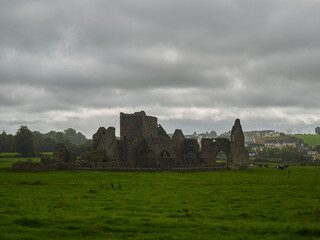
[33,131,56,152]
[14,126,37,157]
[280,146,306,163]
[64,128,87,145]
[315,127,320,135]
[45,130,57,139]
[0,131,14,152]
[55,131,66,143]
[313,145,320,152]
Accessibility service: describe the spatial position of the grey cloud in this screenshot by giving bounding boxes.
[1,0,320,135]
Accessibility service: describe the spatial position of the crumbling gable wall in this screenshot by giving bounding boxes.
[172,129,185,163]
[53,143,76,163]
[91,126,119,162]
[158,124,171,140]
[230,119,250,169]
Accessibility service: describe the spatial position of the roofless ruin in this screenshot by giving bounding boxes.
[13,111,250,172]
[79,111,250,170]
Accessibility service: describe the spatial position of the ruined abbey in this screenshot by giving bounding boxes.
[78,111,249,170]
[12,111,250,172]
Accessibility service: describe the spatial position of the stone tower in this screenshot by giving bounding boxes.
[120,111,158,142]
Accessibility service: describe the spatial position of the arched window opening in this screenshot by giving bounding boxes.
[160,150,170,158]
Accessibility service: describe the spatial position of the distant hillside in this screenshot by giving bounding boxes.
[293,134,320,147]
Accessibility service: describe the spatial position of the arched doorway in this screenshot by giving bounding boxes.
[215,150,228,166]
[160,150,170,158]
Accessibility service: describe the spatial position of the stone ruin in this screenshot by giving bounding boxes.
[78,111,250,170]
[11,143,77,172]
[11,111,250,172]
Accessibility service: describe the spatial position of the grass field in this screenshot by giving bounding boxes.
[293,134,320,147]
[0,165,319,239]
[0,157,41,169]
[0,153,53,169]
[0,152,21,157]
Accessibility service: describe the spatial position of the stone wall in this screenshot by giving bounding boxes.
[182,139,200,166]
[53,143,76,163]
[200,138,216,166]
[12,159,44,172]
[145,138,179,168]
[142,115,158,139]
[11,155,78,172]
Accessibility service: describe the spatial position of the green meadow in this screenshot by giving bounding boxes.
[0,153,52,169]
[293,134,320,147]
[0,164,319,239]
[0,157,41,169]
[0,153,22,157]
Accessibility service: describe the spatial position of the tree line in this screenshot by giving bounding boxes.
[0,126,91,157]
[251,146,320,165]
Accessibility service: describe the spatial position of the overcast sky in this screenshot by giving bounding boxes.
[1,0,320,137]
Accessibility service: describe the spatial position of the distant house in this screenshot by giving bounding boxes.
[264,132,281,137]
[219,131,231,140]
[298,143,309,151]
[246,148,257,157]
[306,151,320,160]
[264,140,296,149]
[185,131,218,146]
[246,143,265,151]
[244,130,282,143]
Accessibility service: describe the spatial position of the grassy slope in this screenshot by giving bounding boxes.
[293,134,320,147]
[256,134,320,147]
[0,167,319,240]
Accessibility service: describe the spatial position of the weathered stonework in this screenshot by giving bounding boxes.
[11,111,249,172]
[230,119,250,169]
[82,111,250,171]
[90,127,119,163]
[53,143,76,163]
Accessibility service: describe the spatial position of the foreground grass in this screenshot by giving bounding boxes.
[0,167,319,239]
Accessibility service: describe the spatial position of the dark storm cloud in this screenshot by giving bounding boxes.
[1,0,320,136]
